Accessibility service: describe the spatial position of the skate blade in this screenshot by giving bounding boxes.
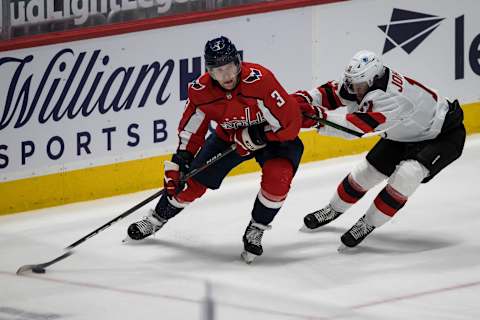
[122,236,133,244]
[337,243,353,253]
[241,251,257,264]
[298,224,320,233]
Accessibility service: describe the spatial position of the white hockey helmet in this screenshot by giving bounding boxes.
[343,50,384,95]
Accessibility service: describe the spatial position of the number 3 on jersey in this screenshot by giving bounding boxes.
[271,90,286,107]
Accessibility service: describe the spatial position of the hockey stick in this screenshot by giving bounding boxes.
[302,112,363,137]
[16,144,237,275]
[302,112,387,138]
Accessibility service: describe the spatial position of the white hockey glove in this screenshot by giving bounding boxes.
[234,124,267,156]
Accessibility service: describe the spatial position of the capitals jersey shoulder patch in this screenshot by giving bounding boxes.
[243,68,262,84]
[190,79,206,91]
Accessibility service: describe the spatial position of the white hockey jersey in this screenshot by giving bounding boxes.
[304,67,450,142]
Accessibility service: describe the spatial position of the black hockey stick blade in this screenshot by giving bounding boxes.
[16,251,74,275]
[14,190,165,275]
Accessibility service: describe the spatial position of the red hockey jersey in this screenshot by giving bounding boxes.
[177,62,301,155]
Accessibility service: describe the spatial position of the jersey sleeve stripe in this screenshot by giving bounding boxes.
[295,90,313,104]
[178,108,206,152]
[257,99,282,132]
[178,131,192,151]
[183,109,206,133]
[327,82,343,107]
[346,112,386,133]
[319,84,342,110]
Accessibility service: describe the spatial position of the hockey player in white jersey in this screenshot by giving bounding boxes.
[296,50,466,249]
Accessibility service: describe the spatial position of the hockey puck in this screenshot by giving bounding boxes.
[32,267,46,274]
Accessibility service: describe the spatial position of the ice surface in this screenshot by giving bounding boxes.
[1,135,480,320]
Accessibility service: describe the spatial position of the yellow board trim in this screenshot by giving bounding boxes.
[1,102,479,215]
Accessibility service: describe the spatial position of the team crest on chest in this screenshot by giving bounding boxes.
[220,108,266,130]
[190,79,206,91]
[243,68,262,83]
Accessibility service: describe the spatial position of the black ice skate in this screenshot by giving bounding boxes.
[125,209,167,242]
[302,204,342,231]
[241,220,271,264]
[338,215,375,251]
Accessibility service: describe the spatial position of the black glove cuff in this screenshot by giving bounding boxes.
[172,150,194,172]
[247,123,267,146]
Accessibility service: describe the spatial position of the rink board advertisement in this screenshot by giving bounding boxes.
[311,0,480,103]
[0,8,312,183]
[1,0,479,215]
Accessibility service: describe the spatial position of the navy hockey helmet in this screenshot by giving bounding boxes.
[204,36,241,69]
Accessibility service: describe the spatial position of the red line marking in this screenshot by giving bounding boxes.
[1,271,330,319]
[350,280,480,310]
[4,270,200,303]
[4,271,478,317]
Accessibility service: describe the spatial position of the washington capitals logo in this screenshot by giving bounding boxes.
[190,79,205,91]
[243,68,262,83]
[210,40,225,51]
[378,8,445,54]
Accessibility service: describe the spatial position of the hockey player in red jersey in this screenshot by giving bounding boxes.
[127,36,303,263]
[297,50,466,250]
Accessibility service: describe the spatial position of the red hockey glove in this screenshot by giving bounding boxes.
[234,124,267,156]
[164,151,193,198]
[303,104,327,128]
[292,92,327,128]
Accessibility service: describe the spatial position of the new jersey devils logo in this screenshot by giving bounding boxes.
[243,68,262,84]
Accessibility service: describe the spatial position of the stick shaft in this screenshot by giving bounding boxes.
[66,144,235,250]
[66,190,163,249]
[302,113,363,137]
[17,144,237,274]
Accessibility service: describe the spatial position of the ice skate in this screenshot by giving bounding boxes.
[240,251,258,264]
[301,204,342,231]
[338,215,375,251]
[124,209,167,242]
[241,220,271,264]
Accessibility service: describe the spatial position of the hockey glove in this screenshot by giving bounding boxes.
[164,150,193,197]
[292,92,327,128]
[234,124,267,156]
